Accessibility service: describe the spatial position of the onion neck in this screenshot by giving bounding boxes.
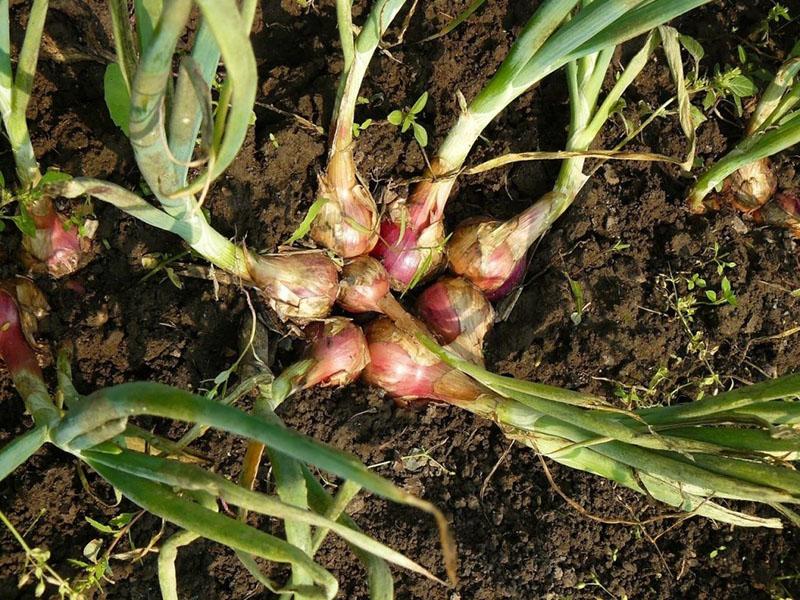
[407,167,456,230]
[326,146,359,191]
[271,358,315,406]
[330,0,407,159]
[377,293,429,337]
[1,111,41,189]
[504,158,588,257]
[191,217,251,281]
[436,83,522,174]
[329,54,370,162]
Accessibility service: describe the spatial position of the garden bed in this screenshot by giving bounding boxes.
[1,0,800,598]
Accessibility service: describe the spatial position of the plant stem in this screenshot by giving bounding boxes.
[336,0,355,77]
[638,373,800,424]
[0,425,47,481]
[433,0,580,173]
[330,0,407,158]
[0,0,48,186]
[158,529,199,600]
[55,178,252,280]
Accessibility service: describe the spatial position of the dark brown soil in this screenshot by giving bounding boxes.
[2,1,800,599]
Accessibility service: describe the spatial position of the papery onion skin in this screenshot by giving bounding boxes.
[485,258,526,301]
[1,277,50,350]
[311,151,378,258]
[705,158,778,214]
[363,316,488,407]
[303,317,370,388]
[371,205,445,290]
[447,217,525,300]
[338,256,390,314]
[728,159,777,212]
[245,250,340,323]
[753,190,800,237]
[416,276,495,365]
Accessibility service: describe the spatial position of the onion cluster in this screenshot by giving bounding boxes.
[273,145,533,406]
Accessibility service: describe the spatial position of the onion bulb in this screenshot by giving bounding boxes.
[362,316,488,407]
[245,250,339,323]
[728,159,777,212]
[707,158,778,213]
[302,317,370,388]
[448,213,539,303]
[272,317,370,401]
[371,182,448,290]
[337,256,429,336]
[311,151,378,257]
[0,279,46,383]
[416,277,494,365]
[338,256,390,314]
[21,197,88,278]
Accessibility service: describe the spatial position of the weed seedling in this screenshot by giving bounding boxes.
[388,92,429,147]
[682,35,758,117]
[352,118,374,138]
[565,272,588,325]
[754,4,791,42]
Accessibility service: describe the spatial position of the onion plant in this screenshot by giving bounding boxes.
[688,47,800,219]
[0,0,88,277]
[233,316,383,599]
[0,283,454,599]
[310,0,408,258]
[331,259,800,526]
[448,25,696,299]
[371,0,713,290]
[363,318,800,528]
[56,0,339,323]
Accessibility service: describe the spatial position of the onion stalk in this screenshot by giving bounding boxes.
[373,0,713,290]
[688,54,800,216]
[449,27,686,298]
[310,0,408,258]
[0,0,86,277]
[237,316,381,598]
[364,318,800,527]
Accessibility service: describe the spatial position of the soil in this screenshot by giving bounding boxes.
[2,0,800,599]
